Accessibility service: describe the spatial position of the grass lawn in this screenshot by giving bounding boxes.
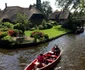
[25,25,70,39]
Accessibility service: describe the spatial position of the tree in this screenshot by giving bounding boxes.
[55,0,85,30]
[16,13,28,24]
[41,1,52,18]
[15,13,30,30]
[14,23,25,33]
[34,1,52,19]
[55,0,80,10]
[55,0,85,18]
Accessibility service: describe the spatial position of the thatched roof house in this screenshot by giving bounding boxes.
[49,11,60,21]
[49,9,70,22]
[0,4,44,23]
[59,10,70,20]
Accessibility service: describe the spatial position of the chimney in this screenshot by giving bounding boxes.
[5,3,7,8]
[29,5,32,10]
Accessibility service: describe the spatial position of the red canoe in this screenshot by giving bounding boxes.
[24,47,61,70]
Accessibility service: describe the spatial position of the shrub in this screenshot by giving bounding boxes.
[48,20,58,26]
[44,34,49,40]
[27,23,33,30]
[14,23,26,33]
[2,35,12,41]
[33,34,38,42]
[34,25,39,30]
[0,28,9,31]
[0,32,8,40]
[31,31,44,42]
[30,31,49,42]
[42,19,47,26]
[3,22,14,28]
[39,25,44,30]
[46,23,53,29]
[53,21,58,25]
[29,28,35,31]
[8,30,17,37]
[30,31,44,38]
[42,19,47,29]
[43,24,48,29]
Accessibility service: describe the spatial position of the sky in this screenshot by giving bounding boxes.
[0,0,60,12]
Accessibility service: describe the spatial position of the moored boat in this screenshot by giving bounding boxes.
[24,46,61,70]
[75,27,84,34]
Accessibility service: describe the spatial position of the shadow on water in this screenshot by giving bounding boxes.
[0,28,85,70]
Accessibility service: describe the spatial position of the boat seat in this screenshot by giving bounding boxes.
[47,59,54,63]
[34,62,39,65]
[51,55,58,58]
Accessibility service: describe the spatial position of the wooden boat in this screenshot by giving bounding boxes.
[24,47,61,70]
[75,27,84,34]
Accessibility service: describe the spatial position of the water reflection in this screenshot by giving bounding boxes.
[0,30,85,70]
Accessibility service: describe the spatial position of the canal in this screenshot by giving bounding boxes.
[0,31,85,70]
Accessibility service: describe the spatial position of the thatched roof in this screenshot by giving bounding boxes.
[27,6,43,19]
[49,9,70,20]
[59,10,70,20]
[0,6,43,22]
[49,11,60,20]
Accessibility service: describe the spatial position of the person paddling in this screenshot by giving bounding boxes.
[52,44,60,55]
